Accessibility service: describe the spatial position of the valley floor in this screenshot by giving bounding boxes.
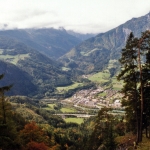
[61,86,124,111]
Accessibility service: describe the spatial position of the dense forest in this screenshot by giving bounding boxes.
[1,30,150,150]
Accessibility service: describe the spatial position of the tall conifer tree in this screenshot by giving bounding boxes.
[117,32,140,142]
[0,74,12,124]
[118,30,150,143]
[139,31,150,139]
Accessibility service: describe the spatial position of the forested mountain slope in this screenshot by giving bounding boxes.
[0,38,72,97]
[59,12,150,74]
[0,60,37,96]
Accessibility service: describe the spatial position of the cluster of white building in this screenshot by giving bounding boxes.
[62,87,123,109]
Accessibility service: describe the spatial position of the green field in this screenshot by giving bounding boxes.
[0,52,29,65]
[48,104,56,108]
[56,82,83,92]
[65,118,84,124]
[43,104,56,110]
[98,92,106,97]
[111,77,123,90]
[88,71,110,83]
[43,103,78,112]
[60,107,77,113]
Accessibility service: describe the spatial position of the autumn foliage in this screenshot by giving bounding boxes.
[19,122,50,149]
[26,141,48,150]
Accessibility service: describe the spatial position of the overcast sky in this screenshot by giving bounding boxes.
[0,0,150,33]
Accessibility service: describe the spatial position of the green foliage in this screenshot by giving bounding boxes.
[0,60,37,96]
[86,108,117,150]
[117,31,150,143]
[0,39,74,97]
[0,74,12,124]
[0,75,26,150]
[109,67,117,78]
[117,32,140,134]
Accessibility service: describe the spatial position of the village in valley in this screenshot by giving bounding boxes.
[61,87,123,110]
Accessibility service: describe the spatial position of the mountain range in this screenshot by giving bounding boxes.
[0,28,92,59]
[59,12,150,74]
[0,12,150,97]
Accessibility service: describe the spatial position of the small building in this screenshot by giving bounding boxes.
[114,99,121,107]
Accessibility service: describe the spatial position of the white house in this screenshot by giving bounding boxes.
[114,99,122,108]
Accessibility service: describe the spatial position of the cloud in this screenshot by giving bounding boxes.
[11,10,57,22]
[0,0,150,33]
[0,24,8,30]
[63,23,114,34]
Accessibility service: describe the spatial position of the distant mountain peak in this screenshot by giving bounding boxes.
[58,26,66,32]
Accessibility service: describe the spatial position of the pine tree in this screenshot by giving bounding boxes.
[0,74,16,150]
[117,32,141,142]
[139,31,150,139]
[117,30,150,143]
[87,108,117,150]
[0,74,12,124]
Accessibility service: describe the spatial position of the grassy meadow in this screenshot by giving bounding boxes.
[43,104,78,113]
[64,117,84,124]
[111,77,123,90]
[47,104,56,108]
[98,92,106,97]
[0,49,29,65]
[56,82,83,92]
[88,71,110,83]
[60,107,77,113]
[43,104,56,110]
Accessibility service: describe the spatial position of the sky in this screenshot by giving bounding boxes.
[0,0,150,33]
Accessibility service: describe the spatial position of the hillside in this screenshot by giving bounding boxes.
[59,12,150,74]
[0,38,72,97]
[0,60,37,96]
[0,28,96,97]
[0,28,82,59]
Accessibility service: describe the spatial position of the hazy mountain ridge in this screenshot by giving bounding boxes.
[59,12,150,74]
[0,28,82,59]
[67,30,96,41]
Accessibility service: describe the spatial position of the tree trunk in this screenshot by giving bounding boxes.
[137,39,144,142]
